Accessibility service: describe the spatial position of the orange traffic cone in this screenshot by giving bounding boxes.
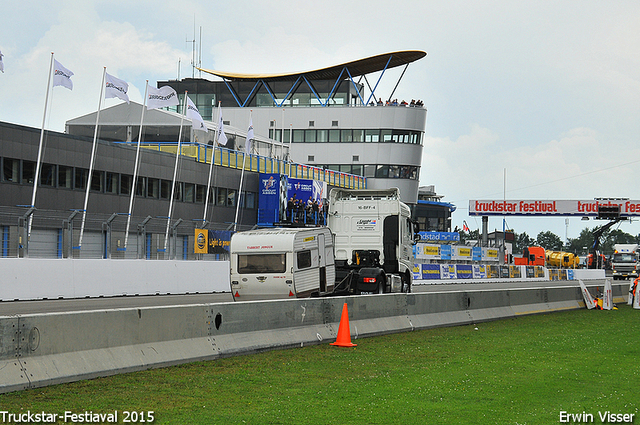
[330,302,357,347]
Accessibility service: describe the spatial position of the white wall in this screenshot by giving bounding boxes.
[0,259,230,301]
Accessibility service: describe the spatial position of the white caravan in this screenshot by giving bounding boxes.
[230,227,335,300]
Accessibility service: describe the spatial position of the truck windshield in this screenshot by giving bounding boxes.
[613,253,636,263]
[237,254,286,274]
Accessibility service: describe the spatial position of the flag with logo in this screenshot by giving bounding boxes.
[245,116,254,154]
[105,72,130,103]
[217,104,228,145]
[147,84,179,110]
[52,59,74,90]
[186,96,207,132]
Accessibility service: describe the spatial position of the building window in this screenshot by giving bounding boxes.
[184,183,195,203]
[217,187,227,206]
[331,121,339,127]
[292,129,304,143]
[75,168,88,190]
[227,188,237,206]
[120,174,132,195]
[328,129,340,143]
[352,155,359,162]
[40,163,56,187]
[308,155,315,162]
[22,160,36,185]
[58,165,73,189]
[136,176,146,197]
[365,129,379,142]
[147,178,159,198]
[341,129,353,143]
[105,172,118,194]
[2,158,19,182]
[90,170,104,193]
[304,129,316,143]
[195,184,206,204]
[353,129,364,142]
[160,180,171,199]
[316,130,328,143]
[308,121,314,127]
[173,182,183,201]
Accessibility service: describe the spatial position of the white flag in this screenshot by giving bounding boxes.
[147,84,179,110]
[186,96,208,132]
[578,280,597,309]
[53,59,73,90]
[245,116,254,154]
[603,279,613,310]
[105,72,130,103]
[0,51,4,73]
[217,105,228,145]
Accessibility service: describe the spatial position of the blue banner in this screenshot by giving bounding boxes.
[472,246,482,261]
[258,173,288,225]
[421,264,441,280]
[418,232,460,242]
[456,265,473,279]
[440,244,452,260]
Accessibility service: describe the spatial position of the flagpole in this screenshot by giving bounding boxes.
[203,101,221,222]
[28,52,55,241]
[164,91,188,252]
[78,67,106,250]
[123,82,149,252]
[234,110,252,232]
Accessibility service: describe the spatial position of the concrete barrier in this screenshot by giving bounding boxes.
[0,280,629,394]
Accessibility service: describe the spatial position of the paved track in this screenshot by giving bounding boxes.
[0,278,619,316]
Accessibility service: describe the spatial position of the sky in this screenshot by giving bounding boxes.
[1,0,639,245]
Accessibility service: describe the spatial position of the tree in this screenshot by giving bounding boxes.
[459,229,480,245]
[566,227,594,255]
[536,231,563,251]
[513,231,536,253]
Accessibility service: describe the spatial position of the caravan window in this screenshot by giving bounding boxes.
[237,254,286,274]
[297,250,312,269]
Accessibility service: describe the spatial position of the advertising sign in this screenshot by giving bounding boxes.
[418,232,460,242]
[456,265,473,279]
[421,264,441,280]
[258,173,288,225]
[469,199,640,217]
[194,229,232,254]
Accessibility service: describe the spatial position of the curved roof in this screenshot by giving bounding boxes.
[197,50,426,82]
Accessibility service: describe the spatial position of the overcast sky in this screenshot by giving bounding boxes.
[1,0,639,245]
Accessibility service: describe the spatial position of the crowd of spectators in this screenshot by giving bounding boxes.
[286,194,328,225]
[370,98,424,107]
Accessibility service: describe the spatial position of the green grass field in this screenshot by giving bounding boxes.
[1,305,639,424]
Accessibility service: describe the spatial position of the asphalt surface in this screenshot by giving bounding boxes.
[0,278,620,316]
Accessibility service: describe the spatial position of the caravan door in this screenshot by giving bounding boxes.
[318,232,327,292]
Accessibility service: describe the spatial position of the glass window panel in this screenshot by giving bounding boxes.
[195,185,206,203]
[375,165,389,178]
[341,129,352,143]
[3,158,19,182]
[147,178,159,198]
[328,129,340,143]
[136,176,146,197]
[22,160,36,184]
[184,183,195,203]
[388,165,400,178]
[173,182,182,201]
[316,130,328,143]
[105,172,118,194]
[245,192,255,209]
[75,168,88,190]
[304,129,316,143]
[227,188,237,206]
[40,163,55,187]
[292,129,304,143]
[365,130,379,142]
[160,180,171,199]
[120,174,132,195]
[90,170,104,192]
[351,165,363,176]
[217,187,227,206]
[363,165,376,178]
[353,130,364,142]
[58,165,73,189]
[381,130,392,143]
